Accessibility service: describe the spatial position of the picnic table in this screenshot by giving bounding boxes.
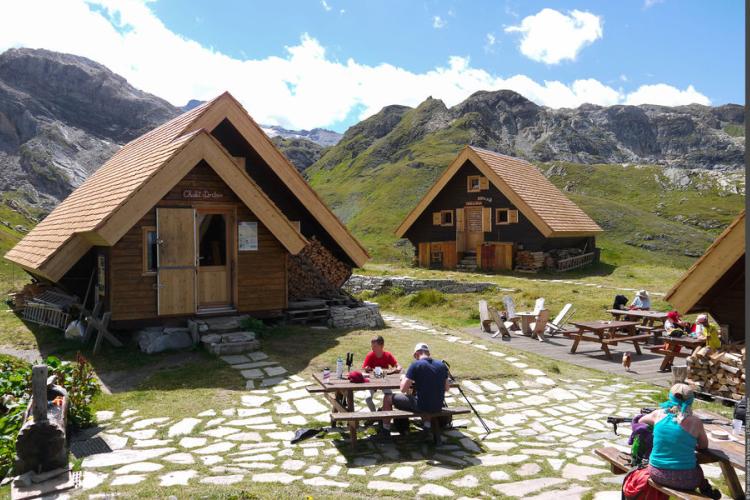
[608,309,668,336]
[514,311,538,336]
[308,372,467,446]
[566,320,648,360]
[650,335,706,371]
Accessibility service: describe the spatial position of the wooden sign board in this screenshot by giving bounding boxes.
[182,189,224,201]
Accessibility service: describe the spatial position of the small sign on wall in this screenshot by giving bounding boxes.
[182,189,224,200]
[97,254,106,296]
[238,221,258,251]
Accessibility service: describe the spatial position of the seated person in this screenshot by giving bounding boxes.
[690,314,721,349]
[394,343,449,432]
[665,310,690,334]
[638,383,721,499]
[630,290,651,310]
[361,335,401,434]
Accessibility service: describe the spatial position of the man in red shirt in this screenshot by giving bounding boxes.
[362,335,401,436]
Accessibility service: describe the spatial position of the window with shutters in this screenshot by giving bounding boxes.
[467,175,482,192]
[440,210,454,226]
[496,208,519,225]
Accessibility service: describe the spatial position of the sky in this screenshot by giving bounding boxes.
[0,0,744,132]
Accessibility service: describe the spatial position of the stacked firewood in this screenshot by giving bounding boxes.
[288,237,352,300]
[686,344,745,400]
[515,251,545,272]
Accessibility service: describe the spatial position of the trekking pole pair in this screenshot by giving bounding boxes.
[442,360,492,437]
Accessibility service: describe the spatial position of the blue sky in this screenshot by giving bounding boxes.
[1,0,744,131]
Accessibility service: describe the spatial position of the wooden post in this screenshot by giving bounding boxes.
[31,365,48,423]
[672,364,688,385]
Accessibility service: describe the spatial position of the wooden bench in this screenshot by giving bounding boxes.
[602,333,653,354]
[594,447,714,499]
[330,407,471,447]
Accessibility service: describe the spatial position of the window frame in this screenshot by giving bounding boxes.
[495,208,510,225]
[440,210,454,227]
[467,175,482,193]
[142,226,158,275]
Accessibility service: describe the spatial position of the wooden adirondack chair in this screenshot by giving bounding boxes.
[529,309,551,341]
[532,297,545,315]
[502,295,520,331]
[478,300,492,333]
[488,306,511,339]
[545,303,575,336]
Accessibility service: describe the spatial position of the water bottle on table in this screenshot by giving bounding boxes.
[336,356,344,379]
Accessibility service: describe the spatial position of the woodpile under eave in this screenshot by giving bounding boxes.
[686,344,745,400]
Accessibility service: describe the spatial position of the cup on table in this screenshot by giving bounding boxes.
[732,419,742,435]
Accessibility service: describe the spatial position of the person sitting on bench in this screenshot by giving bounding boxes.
[393,342,449,434]
[362,335,401,435]
[637,383,721,499]
[630,290,651,310]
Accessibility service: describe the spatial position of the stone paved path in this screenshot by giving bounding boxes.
[76,314,737,498]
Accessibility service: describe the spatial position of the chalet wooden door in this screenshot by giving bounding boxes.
[196,210,233,310]
[465,206,484,252]
[156,208,196,316]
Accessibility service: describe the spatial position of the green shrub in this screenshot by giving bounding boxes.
[0,354,99,479]
[357,290,376,300]
[388,286,406,297]
[240,317,269,338]
[468,309,481,321]
[406,289,446,308]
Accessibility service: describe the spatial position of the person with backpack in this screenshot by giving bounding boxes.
[634,384,721,499]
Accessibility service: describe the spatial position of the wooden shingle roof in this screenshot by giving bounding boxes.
[396,146,602,238]
[665,210,745,313]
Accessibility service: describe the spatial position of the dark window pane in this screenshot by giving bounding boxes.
[147,231,157,272]
[498,210,509,223]
[199,214,227,266]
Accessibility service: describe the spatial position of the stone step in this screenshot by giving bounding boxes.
[192,315,250,334]
[201,331,260,355]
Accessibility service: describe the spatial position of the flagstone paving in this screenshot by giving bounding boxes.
[77,313,742,498]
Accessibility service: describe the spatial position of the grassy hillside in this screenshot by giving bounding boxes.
[0,194,40,291]
[306,105,745,271]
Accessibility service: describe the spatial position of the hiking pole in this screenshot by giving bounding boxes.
[443,361,492,437]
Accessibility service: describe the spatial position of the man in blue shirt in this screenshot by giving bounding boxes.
[393,343,449,429]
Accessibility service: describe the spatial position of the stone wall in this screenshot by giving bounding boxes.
[343,274,502,296]
[328,302,385,329]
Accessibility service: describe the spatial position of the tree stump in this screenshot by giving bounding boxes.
[672,364,688,385]
[15,365,70,474]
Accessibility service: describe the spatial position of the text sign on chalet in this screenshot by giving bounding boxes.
[182,189,224,201]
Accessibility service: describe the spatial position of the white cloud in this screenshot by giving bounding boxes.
[0,0,711,130]
[625,84,710,106]
[320,0,331,12]
[619,74,628,82]
[505,8,603,64]
[432,16,447,29]
[484,33,497,53]
[644,0,665,8]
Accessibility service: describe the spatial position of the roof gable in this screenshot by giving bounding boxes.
[396,146,602,238]
[665,210,745,313]
[6,129,307,281]
[183,93,369,267]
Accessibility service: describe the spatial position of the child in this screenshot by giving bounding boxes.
[362,336,401,435]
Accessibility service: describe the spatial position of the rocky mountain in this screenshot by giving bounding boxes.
[270,136,326,172]
[0,48,181,211]
[262,124,341,147]
[306,91,745,260]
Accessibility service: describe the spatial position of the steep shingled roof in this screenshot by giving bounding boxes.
[396,145,602,238]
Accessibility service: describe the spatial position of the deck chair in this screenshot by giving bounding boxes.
[545,303,575,336]
[529,309,551,342]
[532,297,545,315]
[502,296,520,331]
[478,300,492,333]
[488,306,511,339]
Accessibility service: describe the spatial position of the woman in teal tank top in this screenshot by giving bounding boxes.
[638,383,718,497]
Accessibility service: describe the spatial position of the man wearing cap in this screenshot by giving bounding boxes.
[393,342,449,433]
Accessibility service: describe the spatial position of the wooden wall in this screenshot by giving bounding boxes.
[404,160,593,252]
[108,161,288,322]
[696,255,745,342]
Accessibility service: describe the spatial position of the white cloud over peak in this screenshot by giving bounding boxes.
[505,8,603,64]
[432,15,447,29]
[0,1,710,130]
[625,84,710,106]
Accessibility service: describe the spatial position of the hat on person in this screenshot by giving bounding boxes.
[347,370,369,383]
[637,290,649,299]
[413,342,430,354]
[696,314,708,324]
[667,310,681,321]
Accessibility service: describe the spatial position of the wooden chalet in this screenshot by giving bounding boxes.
[5,92,368,326]
[665,210,745,342]
[395,146,602,272]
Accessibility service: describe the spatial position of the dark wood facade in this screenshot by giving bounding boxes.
[403,161,595,270]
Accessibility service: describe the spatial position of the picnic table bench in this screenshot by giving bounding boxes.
[595,409,745,500]
[564,320,647,359]
[649,336,705,371]
[330,407,471,446]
